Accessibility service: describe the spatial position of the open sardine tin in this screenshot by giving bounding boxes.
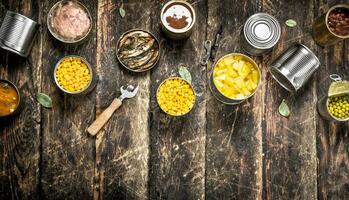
[116,29,160,72]
[0,11,39,57]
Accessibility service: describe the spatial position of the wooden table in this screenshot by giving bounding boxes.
[0,0,348,199]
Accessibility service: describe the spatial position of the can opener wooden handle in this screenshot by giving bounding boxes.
[87,85,139,136]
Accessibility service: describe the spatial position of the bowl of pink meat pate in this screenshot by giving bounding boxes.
[47,0,92,44]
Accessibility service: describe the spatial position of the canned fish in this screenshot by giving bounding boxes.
[268,43,320,92]
[241,13,281,56]
[160,0,196,40]
[313,4,349,46]
[209,53,261,105]
[0,11,39,57]
[47,0,93,44]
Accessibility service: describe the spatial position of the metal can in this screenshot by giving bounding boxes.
[317,95,349,122]
[116,29,160,73]
[241,13,281,56]
[0,11,39,57]
[209,53,261,105]
[312,4,349,46]
[53,55,97,95]
[268,43,320,92]
[160,0,196,40]
[156,77,196,116]
[0,79,22,119]
[47,0,93,44]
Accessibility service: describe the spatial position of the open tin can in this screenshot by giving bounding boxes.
[313,4,349,46]
[241,13,281,56]
[160,0,196,40]
[0,79,22,119]
[268,43,320,92]
[0,11,39,57]
[116,29,160,72]
[209,53,261,105]
[54,55,97,95]
[317,95,349,122]
[318,74,349,122]
[47,0,93,44]
[156,77,196,116]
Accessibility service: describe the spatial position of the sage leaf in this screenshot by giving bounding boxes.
[36,92,52,108]
[119,4,126,18]
[178,66,192,84]
[278,99,290,117]
[285,19,297,27]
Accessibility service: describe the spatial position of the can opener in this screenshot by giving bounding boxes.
[328,74,349,97]
[200,40,212,66]
[87,85,139,136]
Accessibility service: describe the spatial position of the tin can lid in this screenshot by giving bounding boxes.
[244,13,281,49]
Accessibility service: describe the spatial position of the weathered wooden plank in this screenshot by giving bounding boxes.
[40,0,97,198]
[205,0,263,199]
[148,0,207,199]
[262,0,317,199]
[0,0,41,199]
[315,1,349,200]
[95,0,151,199]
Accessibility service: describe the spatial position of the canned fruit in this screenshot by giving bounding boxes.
[328,95,349,119]
[327,7,349,36]
[157,78,195,116]
[213,55,259,99]
[55,57,91,92]
[0,81,19,117]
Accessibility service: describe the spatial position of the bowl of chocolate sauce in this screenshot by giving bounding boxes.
[160,0,196,40]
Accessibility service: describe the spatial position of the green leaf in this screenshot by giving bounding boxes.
[285,19,297,27]
[119,4,126,18]
[178,66,192,84]
[278,99,290,117]
[36,92,52,108]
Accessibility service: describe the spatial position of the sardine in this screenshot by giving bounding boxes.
[119,38,155,59]
[139,50,159,70]
[125,50,156,69]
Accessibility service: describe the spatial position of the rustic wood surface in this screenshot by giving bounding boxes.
[0,0,348,199]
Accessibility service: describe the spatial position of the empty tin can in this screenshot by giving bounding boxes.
[268,43,320,92]
[241,13,281,56]
[160,0,196,40]
[313,4,349,46]
[0,11,39,57]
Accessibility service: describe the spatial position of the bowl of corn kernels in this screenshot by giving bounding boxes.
[156,77,196,116]
[54,55,94,95]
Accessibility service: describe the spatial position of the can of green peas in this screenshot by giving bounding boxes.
[317,95,349,122]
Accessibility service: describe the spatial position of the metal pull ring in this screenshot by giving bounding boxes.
[330,74,342,82]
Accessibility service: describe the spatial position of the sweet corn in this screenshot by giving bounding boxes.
[56,57,91,92]
[157,78,195,116]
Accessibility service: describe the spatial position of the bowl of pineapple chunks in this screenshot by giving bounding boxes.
[211,53,261,104]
